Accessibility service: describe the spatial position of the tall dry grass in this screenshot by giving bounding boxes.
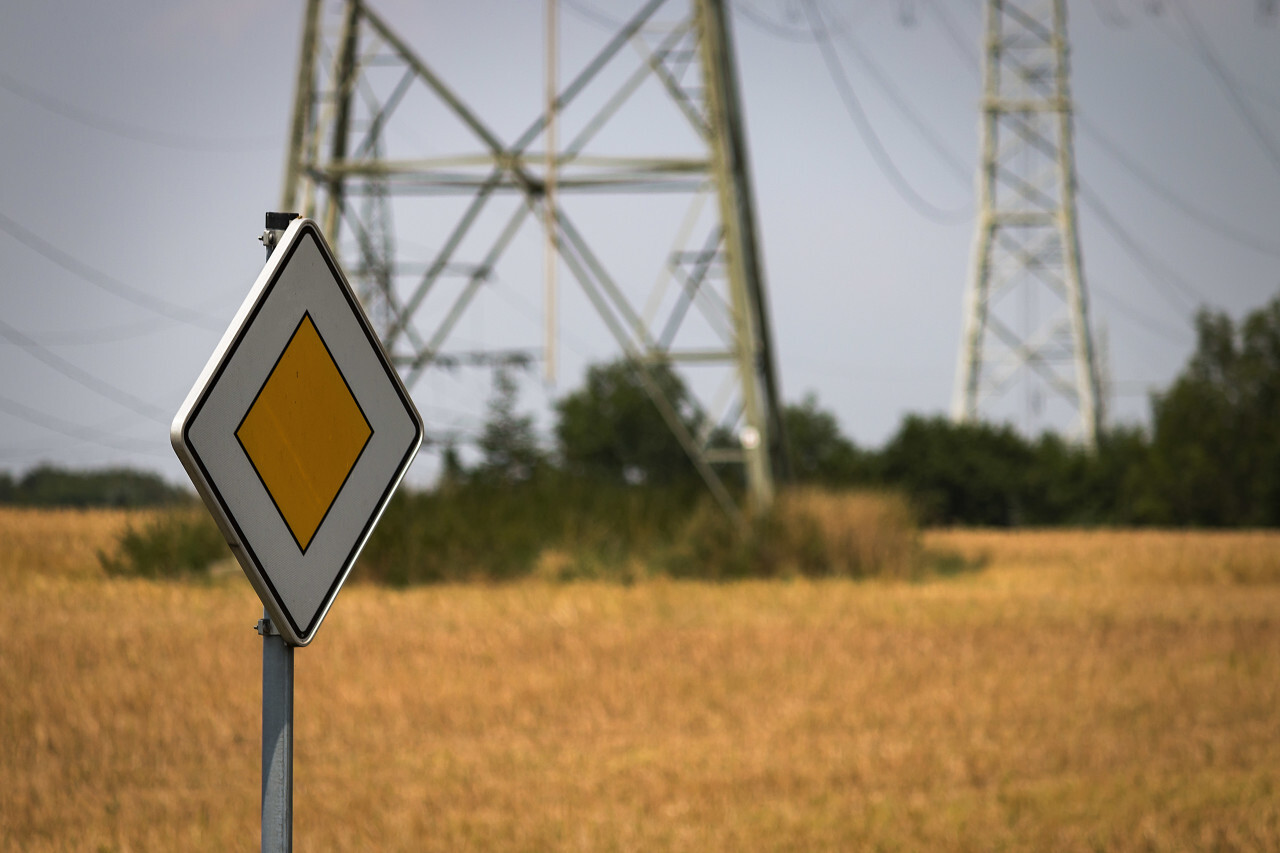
[0,507,149,588]
[661,488,922,580]
[770,487,919,578]
[3,512,1280,850]
[928,528,1280,586]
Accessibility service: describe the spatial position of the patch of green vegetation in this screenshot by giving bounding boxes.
[359,475,703,584]
[99,510,229,579]
[0,465,191,508]
[359,481,927,585]
[911,548,988,582]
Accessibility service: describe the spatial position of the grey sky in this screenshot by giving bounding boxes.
[0,0,1276,487]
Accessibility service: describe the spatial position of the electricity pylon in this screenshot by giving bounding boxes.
[953,0,1103,448]
[278,0,788,520]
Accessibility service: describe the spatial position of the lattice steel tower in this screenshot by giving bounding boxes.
[278,0,788,520]
[953,0,1103,447]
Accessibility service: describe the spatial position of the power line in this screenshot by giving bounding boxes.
[490,273,599,359]
[1091,285,1191,345]
[1076,113,1280,260]
[0,211,225,331]
[800,0,970,224]
[922,3,1195,349]
[921,0,981,73]
[778,1,1194,382]
[923,1,1247,351]
[0,67,276,152]
[0,391,160,456]
[1078,184,1210,314]
[0,409,157,462]
[559,0,681,32]
[560,0,628,29]
[1233,75,1280,115]
[1089,0,1133,28]
[0,315,170,424]
[922,0,1280,261]
[0,317,175,347]
[733,1,881,43]
[829,13,972,185]
[1173,0,1280,179]
[733,0,818,41]
[1146,7,1280,115]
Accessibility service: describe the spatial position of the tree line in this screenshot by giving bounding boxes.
[460,295,1280,528]
[0,465,189,508]
[12,295,1280,527]
[793,296,1280,526]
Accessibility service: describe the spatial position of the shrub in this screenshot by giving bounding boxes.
[772,488,919,579]
[664,488,921,580]
[357,474,702,585]
[99,509,229,579]
[6,465,191,508]
[99,483,930,585]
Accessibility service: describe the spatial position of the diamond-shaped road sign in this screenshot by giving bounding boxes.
[172,218,423,646]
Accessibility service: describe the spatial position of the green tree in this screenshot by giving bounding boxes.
[437,440,466,492]
[1019,429,1150,525]
[782,392,870,484]
[6,465,189,507]
[1099,426,1162,524]
[879,415,1035,526]
[555,358,699,485]
[1144,298,1280,525]
[475,368,543,484]
[1020,432,1092,524]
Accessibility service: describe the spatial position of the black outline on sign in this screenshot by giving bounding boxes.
[180,225,423,643]
[234,311,373,555]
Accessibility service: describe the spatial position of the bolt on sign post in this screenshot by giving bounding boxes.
[171,214,423,850]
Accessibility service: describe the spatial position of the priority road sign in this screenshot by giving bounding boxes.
[172,217,423,646]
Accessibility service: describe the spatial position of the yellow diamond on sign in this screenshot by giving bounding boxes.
[236,313,372,552]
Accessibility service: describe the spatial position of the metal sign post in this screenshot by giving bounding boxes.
[258,214,296,853]
[170,211,422,852]
[258,613,294,853]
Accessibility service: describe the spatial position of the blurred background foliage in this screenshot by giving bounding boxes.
[0,464,189,508]
[68,294,1280,579]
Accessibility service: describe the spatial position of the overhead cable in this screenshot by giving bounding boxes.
[1091,286,1190,344]
[921,0,981,73]
[923,0,1280,260]
[559,0,679,32]
[1089,0,1134,28]
[830,15,972,184]
[800,0,970,224]
[0,317,175,347]
[1147,7,1280,115]
[1076,113,1280,260]
[560,0,628,29]
[1173,0,1280,179]
[0,391,160,455]
[0,67,276,153]
[0,316,170,424]
[733,0,818,42]
[1078,184,1211,314]
[0,211,225,331]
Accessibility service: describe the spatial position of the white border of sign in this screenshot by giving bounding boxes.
[171,218,423,646]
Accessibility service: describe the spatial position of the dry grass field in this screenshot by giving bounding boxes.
[3,509,1279,851]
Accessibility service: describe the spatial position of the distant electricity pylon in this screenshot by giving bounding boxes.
[953,0,1103,448]
[278,0,788,520]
